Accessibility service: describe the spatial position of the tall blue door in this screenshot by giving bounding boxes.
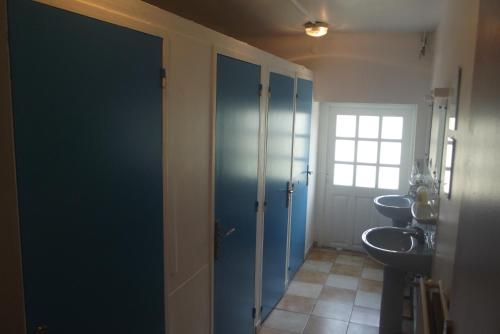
[289,79,314,278]
[214,55,261,334]
[261,72,295,320]
[8,1,164,333]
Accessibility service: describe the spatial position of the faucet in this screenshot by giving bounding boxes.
[403,227,426,245]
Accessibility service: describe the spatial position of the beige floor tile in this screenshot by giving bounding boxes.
[337,250,366,258]
[303,315,348,334]
[307,249,338,262]
[363,257,383,269]
[358,279,383,294]
[361,268,384,282]
[287,281,323,299]
[264,309,309,333]
[259,327,294,334]
[313,247,338,254]
[319,286,356,304]
[354,291,382,310]
[335,255,365,267]
[346,323,379,334]
[302,260,333,273]
[294,269,329,285]
[311,300,353,322]
[331,264,363,277]
[277,294,316,314]
[349,306,380,327]
[326,274,359,290]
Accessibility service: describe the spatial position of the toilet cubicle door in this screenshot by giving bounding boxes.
[214,54,261,334]
[261,72,295,320]
[289,79,313,278]
[8,1,164,333]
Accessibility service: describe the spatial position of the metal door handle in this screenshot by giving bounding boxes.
[306,164,313,186]
[223,227,236,237]
[214,219,236,260]
[35,324,49,334]
[285,181,294,208]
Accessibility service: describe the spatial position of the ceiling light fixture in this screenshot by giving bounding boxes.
[304,21,328,37]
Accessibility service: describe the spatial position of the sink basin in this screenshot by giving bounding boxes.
[361,226,431,275]
[374,195,413,226]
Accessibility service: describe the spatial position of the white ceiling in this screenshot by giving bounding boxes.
[144,0,443,38]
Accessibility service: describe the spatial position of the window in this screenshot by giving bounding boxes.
[333,114,404,190]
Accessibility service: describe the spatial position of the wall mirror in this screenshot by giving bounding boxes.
[448,67,462,131]
[443,137,456,199]
[428,96,448,192]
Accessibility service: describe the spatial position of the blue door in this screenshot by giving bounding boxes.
[261,72,295,320]
[9,1,164,333]
[214,55,261,334]
[289,79,313,278]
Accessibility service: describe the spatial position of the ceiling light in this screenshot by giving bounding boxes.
[304,21,328,37]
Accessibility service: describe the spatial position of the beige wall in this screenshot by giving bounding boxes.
[0,0,26,333]
[429,0,480,291]
[247,32,433,160]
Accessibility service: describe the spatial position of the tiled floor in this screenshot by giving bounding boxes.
[260,247,384,334]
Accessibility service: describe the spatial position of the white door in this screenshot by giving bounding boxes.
[320,103,417,250]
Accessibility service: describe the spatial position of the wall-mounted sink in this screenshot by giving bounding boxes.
[374,195,413,227]
[362,226,432,334]
[362,226,431,275]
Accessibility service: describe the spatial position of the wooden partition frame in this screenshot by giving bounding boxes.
[0,1,27,333]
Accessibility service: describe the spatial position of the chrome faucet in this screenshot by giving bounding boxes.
[403,227,426,245]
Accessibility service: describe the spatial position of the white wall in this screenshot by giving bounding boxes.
[305,101,319,253]
[429,0,480,292]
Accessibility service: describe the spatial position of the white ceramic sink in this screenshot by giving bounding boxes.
[374,195,413,226]
[361,226,431,275]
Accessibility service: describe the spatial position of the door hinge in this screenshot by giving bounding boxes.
[268,86,272,97]
[259,83,263,96]
[255,200,259,212]
[252,307,256,318]
[296,93,299,99]
[160,68,166,89]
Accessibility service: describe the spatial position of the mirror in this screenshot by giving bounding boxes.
[443,137,456,199]
[428,96,448,192]
[448,67,462,131]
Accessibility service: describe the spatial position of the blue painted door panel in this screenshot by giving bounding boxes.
[214,54,261,334]
[261,72,295,320]
[289,79,313,278]
[8,1,164,333]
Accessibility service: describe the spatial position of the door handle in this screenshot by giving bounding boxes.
[306,164,313,186]
[285,181,294,208]
[35,324,49,334]
[214,219,236,261]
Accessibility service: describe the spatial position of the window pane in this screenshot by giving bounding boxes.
[336,115,356,138]
[378,166,400,190]
[381,116,403,139]
[357,141,378,163]
[358,116,379,138]
[335,139,355,162]
[355,165,376,188]
[380,142,402,165]
[333,163,354,186]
